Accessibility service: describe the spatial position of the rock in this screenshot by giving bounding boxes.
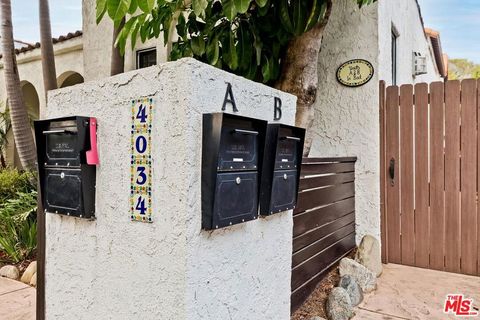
[355,235,383,277]
[326,287,354,320]
[0,265,20,280]
[339,258,377,293]
[20,261,37,284]
[30,272,37,287]
[338,275,363,306]
[310,317,326,320]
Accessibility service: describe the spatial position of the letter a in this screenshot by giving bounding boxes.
[222,83,238,112]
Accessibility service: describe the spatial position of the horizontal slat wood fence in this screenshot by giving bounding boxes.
[291,157,357,312]
[382,79,480,276]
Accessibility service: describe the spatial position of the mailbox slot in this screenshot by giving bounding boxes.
[260,124,305,215]
[35,116,98,219]
[202,113,267,230]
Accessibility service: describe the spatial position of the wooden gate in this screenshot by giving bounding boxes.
[380,79,480,276]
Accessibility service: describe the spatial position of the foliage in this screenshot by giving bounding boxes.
[0,189,37,263]
[0,108,11,155]
[448,58,480,80]
[0,168,37,263]
[97,0,377,84]
[0,168,35,203]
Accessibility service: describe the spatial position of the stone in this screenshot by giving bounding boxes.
[355,235,383,277]
[339,258,377,293]
[0,265,20,280]
[338,275,363,306]
[20,261,37,284]
[30,272,37,287]
[326,287,354,320]
[310,317,327,320]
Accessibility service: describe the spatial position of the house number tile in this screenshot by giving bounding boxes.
[130,98,154,223]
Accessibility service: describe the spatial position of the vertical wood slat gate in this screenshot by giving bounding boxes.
[380,79,480,276]
[291,157,357,312]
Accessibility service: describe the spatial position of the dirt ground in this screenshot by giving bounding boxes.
[291,250,356,320]
[291,265,340,320]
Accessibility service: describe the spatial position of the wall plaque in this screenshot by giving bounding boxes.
[336,59,374,87]
[130,98,154,223]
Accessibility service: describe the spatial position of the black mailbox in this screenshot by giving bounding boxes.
[202,113,267,230]
[35,116,99,219]
[259,124,305,215]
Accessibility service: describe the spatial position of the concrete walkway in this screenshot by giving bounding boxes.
[0,277,35,320]
[354,263,480,319]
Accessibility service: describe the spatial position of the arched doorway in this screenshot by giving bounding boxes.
[21,81,40,120]
[57,71,84,88]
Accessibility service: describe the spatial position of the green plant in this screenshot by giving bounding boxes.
[0,168,35,203]
[0,189,37,263]
[97,0,376,84]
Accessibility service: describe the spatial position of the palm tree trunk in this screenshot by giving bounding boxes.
[111,18,125,76]
[276,0,333,157]
[39,0,57,93]
[0,0,37,170]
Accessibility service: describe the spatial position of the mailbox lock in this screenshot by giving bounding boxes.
[283,173,288,180]
[235,177,241,185]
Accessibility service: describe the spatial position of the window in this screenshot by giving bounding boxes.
[391,28,398,85]
[136,48,157,69]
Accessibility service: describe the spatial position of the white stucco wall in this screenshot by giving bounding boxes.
[378,0,443,85]
[45,58,295,320]
[310,0,380,242]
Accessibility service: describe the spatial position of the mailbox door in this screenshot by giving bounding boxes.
[44,168,83,217]
[274,128,299,170]
[44,119,82,167]
[212,171,258,228]
[217,126,259,171]
[269,170,298,214]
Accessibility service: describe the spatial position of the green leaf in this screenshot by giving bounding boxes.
[233,0,250,14]
[176,14,187,40]
[137,0,155,13]
[237,22,252,69]
[192,0,208,17]
[107,0,131,22]
[258,0,270,16]
[292,0,308,35]
[131,19,141,49]
[279,0,293,34]
[223,30,238,70]
[191,36,206,56]
[222,0,238,21]
[305,0,323,31]
[261,55,271,82]
[96,0,107,24]
[255,0,268,8]
[206,36,220,65]
[128,0,138,14]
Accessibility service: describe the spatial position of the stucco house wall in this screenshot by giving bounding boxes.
[378,0,443,85]
[310,0,443,243]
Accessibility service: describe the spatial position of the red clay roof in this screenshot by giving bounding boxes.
[7,30,82,56]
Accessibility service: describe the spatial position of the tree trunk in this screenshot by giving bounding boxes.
[111,18,125,76]
[0,0,37,170]
[276,0,333,157]
[39,0,57,93]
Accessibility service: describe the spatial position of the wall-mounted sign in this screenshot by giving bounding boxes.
[336,59,374,87]
[130,98,154,223]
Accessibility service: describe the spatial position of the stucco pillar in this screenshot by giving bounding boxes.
[44,58,296,320]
